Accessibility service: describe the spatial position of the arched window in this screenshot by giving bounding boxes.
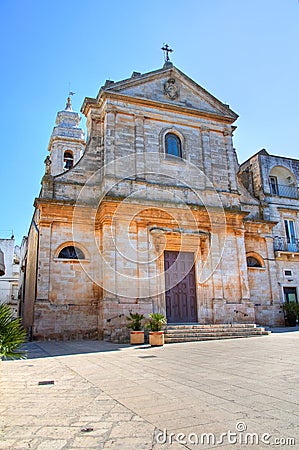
[246,256,262,268]
[58,246,85,260]
[165,133,182,158]
[64,151,74,170]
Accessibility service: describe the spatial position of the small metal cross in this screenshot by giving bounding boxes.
[161,43,173,62]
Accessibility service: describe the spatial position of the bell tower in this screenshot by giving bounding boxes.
[48,96,85,176]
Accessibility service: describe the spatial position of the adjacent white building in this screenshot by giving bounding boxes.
[0,236,21,316]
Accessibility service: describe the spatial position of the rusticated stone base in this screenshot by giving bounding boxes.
[254,304,285,327]
[212,299,255,324]
[101,298,153,344]
[33,301,101,341]
[31,297,286,342]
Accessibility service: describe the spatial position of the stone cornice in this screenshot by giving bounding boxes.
[276,205,299,211]
[48,135,86,150]
[34,198,77,208]
[82,90,237,125]
[244,219,278,234]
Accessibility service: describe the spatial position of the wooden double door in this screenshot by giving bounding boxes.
[164,251,197,323]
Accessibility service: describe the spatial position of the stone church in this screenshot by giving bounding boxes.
[19,58,299,341]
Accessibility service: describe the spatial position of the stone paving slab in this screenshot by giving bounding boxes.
[1,332,299,449]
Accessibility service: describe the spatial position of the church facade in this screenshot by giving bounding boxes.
[19,62,299,341]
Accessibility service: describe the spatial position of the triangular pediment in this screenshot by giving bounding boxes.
[100,65,238,121]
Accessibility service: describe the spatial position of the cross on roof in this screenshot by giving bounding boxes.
[161,43,173,62]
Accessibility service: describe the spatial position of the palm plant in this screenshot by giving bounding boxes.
[126,312,145,331]
[0,304,27,360]
[147,313,167,331]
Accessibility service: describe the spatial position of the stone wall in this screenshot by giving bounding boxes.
[22,218,39,330]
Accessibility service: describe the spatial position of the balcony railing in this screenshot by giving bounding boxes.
[273,236,299,253]
[270,184,299,199]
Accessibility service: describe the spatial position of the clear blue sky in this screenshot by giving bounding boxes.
[0,0,298,244]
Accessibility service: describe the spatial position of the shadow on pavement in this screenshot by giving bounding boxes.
[22,340,130,359]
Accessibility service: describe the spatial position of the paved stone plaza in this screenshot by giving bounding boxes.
[1,331,298,449]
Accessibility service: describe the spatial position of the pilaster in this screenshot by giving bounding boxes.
[235,229,250,301]
[264,236,280,305]
[224,127,238,192]
[104,109,117,173]
[201,127,212,186]
[134,115,145,180]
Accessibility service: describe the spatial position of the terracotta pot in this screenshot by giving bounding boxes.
[130,331,145,345]
[149,331,164,346]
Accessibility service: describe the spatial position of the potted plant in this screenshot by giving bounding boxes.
[126,312,145,344]
[0,304,27,360]
[282,301,299,327]
[147,313,167,346]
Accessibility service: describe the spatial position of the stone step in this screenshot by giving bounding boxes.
[165,327,262,333]
[165,334,269,341]
[166,323,257,329]
[164,327,268,332]
[164,335,265,343]
[164,324,270,343]
[165,330,269,337]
